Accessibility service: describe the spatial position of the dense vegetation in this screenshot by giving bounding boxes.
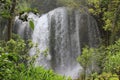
[0,35,68,80]
[0,0,120,80]
[58,0,120,80]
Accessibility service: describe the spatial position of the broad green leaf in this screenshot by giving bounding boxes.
[29,20,34,30]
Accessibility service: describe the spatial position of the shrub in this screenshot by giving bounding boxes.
[0,36,68,80]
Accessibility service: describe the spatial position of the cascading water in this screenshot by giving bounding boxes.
[14,7,100,79]
[13,13,39,40]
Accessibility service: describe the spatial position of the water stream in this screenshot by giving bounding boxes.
[14,7,100,79]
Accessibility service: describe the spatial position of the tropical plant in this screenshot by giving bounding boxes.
[104,39,120,80]
[77,47,94,80]
[0,35,68,80]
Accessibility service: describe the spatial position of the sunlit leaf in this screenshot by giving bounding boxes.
[29,20,34,30]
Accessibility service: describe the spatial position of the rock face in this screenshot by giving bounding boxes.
[14,7,100,79]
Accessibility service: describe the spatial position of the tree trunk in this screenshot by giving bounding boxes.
[7,18,12,41]
[116,69,120,80]
[119,75,120,80]
[83,68,87,80]
[7,0,16,41]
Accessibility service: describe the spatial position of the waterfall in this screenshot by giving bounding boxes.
[14,7,100,79]
[13,13,39,40]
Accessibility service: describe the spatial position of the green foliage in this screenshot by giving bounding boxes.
[103,0,120,31]
[0,36,67,80]
[0,0,12,18]
[16,0,39,15]
[88,0,102,15]
[105,53,120,73]
[77,39,120,79]
[88,0,120,44]
[77,47,94,70]
[29,20,34,30]
[87,0,120,32]
[17,0,31,14]
[18,66,67,80]
[0,0,33,17]
[0,37,29,80]
[0,10,11,18]
[77,47,94,80]
[93,39,120,79]
[58,0,79,8]
[104,39,120,77]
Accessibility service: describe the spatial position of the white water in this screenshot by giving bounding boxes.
[30,14,51,69]
[14,7,100,79]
